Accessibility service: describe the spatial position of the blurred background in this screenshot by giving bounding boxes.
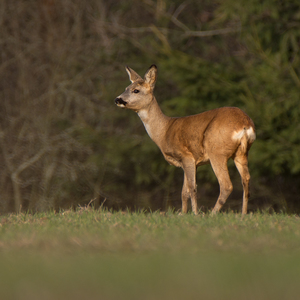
[0,0,299,214]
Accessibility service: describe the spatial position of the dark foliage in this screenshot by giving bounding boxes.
[0,0,299,213]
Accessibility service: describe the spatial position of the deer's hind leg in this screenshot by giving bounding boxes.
[210,155,233,214]
[233,153,251,215]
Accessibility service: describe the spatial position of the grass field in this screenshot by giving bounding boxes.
[1,209,300,300]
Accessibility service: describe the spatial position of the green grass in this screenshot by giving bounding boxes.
[1,209,300,299]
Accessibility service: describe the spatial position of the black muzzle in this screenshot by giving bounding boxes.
[115,97,127,106]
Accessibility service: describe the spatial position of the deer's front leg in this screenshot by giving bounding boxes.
[181,173,189,214]
[182,157,198,215]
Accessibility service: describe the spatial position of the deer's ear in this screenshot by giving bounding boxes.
[144,64,157,90]
[125,66,142,83]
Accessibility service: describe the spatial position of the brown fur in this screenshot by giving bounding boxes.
[115,65,256,214]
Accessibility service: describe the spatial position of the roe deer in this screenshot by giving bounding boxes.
[115,65,256,214]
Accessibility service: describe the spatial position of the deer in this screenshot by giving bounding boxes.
[115,65,256,215]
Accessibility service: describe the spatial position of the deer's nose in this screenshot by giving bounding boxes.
[115,97,127,106]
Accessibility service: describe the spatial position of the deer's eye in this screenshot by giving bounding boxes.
[133,89,139,93]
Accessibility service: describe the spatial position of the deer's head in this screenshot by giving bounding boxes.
[115,65,157,112]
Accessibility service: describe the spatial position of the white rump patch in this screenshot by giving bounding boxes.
[232,129,245,140]
[232,127,256,142]
[247,127,256,143]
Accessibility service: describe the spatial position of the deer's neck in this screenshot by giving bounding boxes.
[137,96,170,147]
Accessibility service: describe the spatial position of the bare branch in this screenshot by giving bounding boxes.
[185,27,240,37]
[105,20,240,40]
[110,0,241,40]
[173,2,188,19]
[12,146,47,179]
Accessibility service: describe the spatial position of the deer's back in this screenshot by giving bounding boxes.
[162,107,255,166]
